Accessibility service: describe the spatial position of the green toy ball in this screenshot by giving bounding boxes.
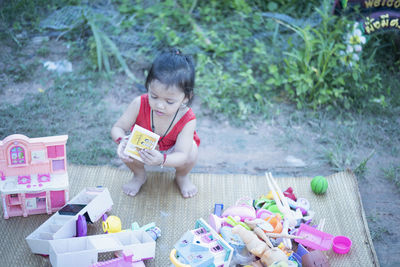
[311,176,328,194]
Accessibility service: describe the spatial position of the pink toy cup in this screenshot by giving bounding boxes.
[332,236,352,254]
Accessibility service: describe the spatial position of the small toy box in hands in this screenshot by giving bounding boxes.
[124,124,160,162]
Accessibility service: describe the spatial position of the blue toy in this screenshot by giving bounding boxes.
[170,218,233,267]
[213,203,224,216]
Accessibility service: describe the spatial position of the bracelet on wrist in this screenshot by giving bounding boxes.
[115,137,122,145]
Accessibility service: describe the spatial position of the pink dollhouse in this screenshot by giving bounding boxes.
[0,134,69,219]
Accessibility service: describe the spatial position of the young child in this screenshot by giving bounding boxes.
[111,48,200,198]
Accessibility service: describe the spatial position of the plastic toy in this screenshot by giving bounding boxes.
[0,134,69,219]
[232,224,288,267]
[254,197,275,210]
[48,229,155,267]
[103,214,122,233]
[294,223,334,251]
[244,219,274,249]
[296,243,309,258]
[26,187,113,255]
[264,214,283,234]
[225,215,251,230]
[296,198,310,211]
[91,251,146,267]
[221,198,256,221]
[310,176,328,195]
[289,252,302,267]
[265,172,302,227]
[145,226,161,241]
[245,219,303,247]
[208,213,250,233]
[220,226,246,251]
[228,249,255,267]
[266,204,285,218]
[277,242,292,257]
[169,218,233,267]
[332,235,352,254]
[131,222,161,241]
[266,191,278,200]
[283,187,297,201]
[77,214,87,237]
[213,203,224,216]
[256,208,273,219]
[287,197,310,216]
[132,222,155,231]
[208,213,227,233]
[280,219,292,250]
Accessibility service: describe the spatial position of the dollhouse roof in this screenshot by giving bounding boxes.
[0,134,68,146]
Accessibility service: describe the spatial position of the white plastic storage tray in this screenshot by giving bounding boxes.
[48,230,156,267]
[26,187,113,255]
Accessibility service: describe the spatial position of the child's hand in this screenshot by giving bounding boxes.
[117,136,134,162]
[139,149,163,166]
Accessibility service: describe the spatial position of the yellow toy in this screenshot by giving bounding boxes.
[102,215,122,233]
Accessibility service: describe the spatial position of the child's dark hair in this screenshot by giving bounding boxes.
[145,48,195,105]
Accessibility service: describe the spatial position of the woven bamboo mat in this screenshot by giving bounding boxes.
[0,165,379,267]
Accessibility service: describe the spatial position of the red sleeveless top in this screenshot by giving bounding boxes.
[132,94,200,151]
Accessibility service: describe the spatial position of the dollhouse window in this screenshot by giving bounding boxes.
[47,145,65,158]
[10,146,25,165]
[52,159,65,171]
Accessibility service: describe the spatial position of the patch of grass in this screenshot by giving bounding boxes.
[0,73,117,165]
[36,44,50,57]
[322,141,355,172]
[383,165,400,191]
[370,226,390,241]
[4,58,40,83]
[367,215,390,241]
[354,150,375,179]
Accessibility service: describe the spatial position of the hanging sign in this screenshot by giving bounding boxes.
[334,0,400,34]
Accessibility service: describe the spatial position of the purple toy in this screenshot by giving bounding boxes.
[76,214,87,237]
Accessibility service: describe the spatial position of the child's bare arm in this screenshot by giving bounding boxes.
[111,96,141,142]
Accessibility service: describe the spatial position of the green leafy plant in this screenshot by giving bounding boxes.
[87,16,135,80]
[354,149,375,179]
[265,4,386,110]
[383,164,400,191]
[39,5,137,80]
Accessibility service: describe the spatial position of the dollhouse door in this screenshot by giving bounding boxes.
[50,190,66,209]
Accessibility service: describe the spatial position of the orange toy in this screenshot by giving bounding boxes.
[264,214,283,234]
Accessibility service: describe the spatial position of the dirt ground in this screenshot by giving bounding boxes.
[2,38,400,266]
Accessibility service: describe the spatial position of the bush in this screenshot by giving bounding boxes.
[277,7,386,110]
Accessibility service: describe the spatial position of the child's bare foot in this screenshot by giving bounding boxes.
[123,175,147,196]
[175,175,197,198]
